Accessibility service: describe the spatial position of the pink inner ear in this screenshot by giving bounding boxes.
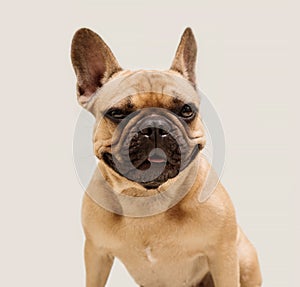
[78,52,106,99]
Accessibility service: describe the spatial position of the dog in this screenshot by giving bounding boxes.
[71,27,262,287]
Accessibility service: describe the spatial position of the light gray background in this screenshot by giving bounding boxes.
[0,0,299,286]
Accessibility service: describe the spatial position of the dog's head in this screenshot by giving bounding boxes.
[71,28,206,191]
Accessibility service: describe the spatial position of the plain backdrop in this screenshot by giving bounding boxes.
[0,0,299,286]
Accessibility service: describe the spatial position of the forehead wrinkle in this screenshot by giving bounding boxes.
[130,93,176,109]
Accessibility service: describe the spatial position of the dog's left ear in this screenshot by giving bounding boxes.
[170,27,197,87]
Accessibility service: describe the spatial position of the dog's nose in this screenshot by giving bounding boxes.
[138,118,171,141]
[140,127,168,137]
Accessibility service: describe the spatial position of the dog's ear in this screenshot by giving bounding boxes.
[170,27,197,87]
[71,28,122,106]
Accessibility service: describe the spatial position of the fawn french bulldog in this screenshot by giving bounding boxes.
[71,27,262,287]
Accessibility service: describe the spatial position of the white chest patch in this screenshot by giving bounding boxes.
[145,246,157,263]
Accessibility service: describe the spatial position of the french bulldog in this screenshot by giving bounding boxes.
[71,27,262,287]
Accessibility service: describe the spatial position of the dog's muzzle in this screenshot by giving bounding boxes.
[105,108,201,189]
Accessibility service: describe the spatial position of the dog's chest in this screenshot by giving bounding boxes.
[83,193,212,286]
[109,205,207,256]
[106,212,208,286]
[113,231,208,287]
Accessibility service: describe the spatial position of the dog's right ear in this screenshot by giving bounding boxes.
[71,28,122,106]
[170,28,197,88]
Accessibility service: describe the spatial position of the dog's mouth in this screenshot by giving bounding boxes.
[102,143,201,189]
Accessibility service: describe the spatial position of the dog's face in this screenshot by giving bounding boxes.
[71,28,206,190]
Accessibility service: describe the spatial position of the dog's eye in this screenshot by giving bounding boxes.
[106,109,126,120]
[180,105,194,118]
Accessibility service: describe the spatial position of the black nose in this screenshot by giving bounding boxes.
[138,118,171,143]
[140,127,168,137]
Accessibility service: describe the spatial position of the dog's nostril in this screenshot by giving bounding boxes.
[140,127,153,136]
[158,128,168,136]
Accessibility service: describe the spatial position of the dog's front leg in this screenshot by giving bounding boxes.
[85,239,114,287]
[208,244,240,287]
